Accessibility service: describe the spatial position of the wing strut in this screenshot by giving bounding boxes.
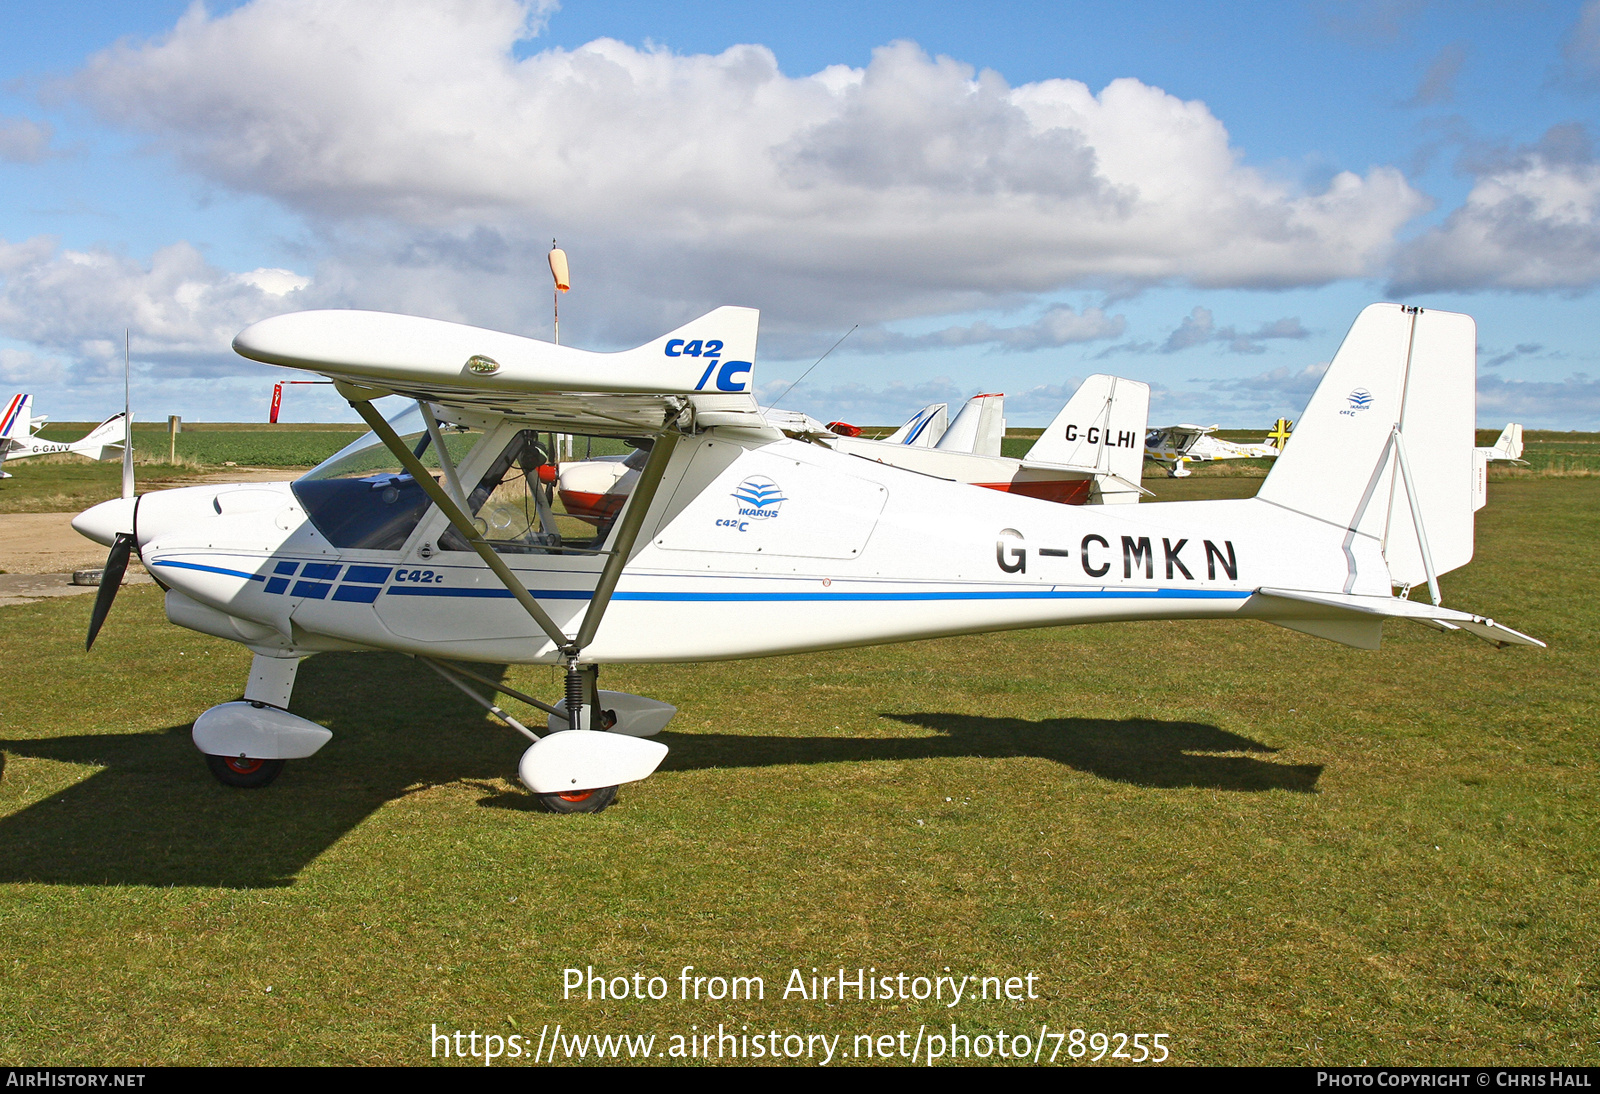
[347,395,575,656]
[575,432,678,650]
[349,391,683,737]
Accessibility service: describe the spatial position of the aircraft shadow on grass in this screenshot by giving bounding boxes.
[0,654,1320,888]
[479,712,1320,812]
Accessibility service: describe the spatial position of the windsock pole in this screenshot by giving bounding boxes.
[121,330,134,499]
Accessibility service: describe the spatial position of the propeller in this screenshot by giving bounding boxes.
[86,532,135,651]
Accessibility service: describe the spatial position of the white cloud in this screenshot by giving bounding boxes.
[849,304,1124,354]
[1477,372,1600,427]
[0,236,312,374]
[0,115,52,163]
[70,0,1428,335]
[0,347,69,385]
[1391,125,1600,293]
[1160,307,1310,354]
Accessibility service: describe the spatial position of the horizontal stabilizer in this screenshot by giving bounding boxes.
[1244,587,1545,649]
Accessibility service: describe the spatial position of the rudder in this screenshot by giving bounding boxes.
[1258,304,1475,592]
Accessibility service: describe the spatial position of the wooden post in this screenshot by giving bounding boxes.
[168,415,180,464]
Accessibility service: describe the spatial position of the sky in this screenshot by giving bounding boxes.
[1,0,1598,428]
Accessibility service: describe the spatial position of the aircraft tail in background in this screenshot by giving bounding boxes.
[1479,422,1525,462]
[70,413,130,461]
[1024,374,1150,490]
[1,394,32,443]
[881,403,949,447]
[935,393,1005,457]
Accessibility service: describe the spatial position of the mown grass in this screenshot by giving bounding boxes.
[0,471,1594,1066]
[34,423,365,469]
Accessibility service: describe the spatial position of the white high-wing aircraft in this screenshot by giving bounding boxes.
[0,394,127,479]
[1477,423,1525,464]
[1468,422,1528,513]
[1145,423,1284,478]
[72,303,1542,814]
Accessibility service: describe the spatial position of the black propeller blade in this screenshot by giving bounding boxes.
[86,531,135,651]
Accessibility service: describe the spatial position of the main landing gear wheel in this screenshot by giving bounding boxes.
[205,754,287,789]
[532,784,618,815]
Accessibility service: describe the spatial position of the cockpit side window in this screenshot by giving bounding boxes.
[437,430,641,555]
[440,430,562,554]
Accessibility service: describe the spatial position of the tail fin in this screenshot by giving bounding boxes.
[883,403,948,446]
[1258,304,1475,594]
[636,306,760,393]
[1484,422,1524,461]
[936,393,1005,456]
[0,394,31,441]
[1264,418,1294,450]
[1024,374,1150,483]
[71,412,128,461]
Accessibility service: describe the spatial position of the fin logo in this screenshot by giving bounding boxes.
[731,476,786,519]
[1347,389,1374,411]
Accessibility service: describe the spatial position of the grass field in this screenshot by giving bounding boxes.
[0,428,1595,1066]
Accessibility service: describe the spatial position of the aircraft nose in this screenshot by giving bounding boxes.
[72,496,137,547]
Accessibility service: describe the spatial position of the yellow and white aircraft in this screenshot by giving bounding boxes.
[73,303,1541,813]
[1145,420,1289,478]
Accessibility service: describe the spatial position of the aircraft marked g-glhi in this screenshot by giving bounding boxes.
[73,302,1541,813]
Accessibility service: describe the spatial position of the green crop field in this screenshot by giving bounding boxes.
[0,426,1595,1066]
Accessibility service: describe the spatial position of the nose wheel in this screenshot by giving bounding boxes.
[205,754,287,789]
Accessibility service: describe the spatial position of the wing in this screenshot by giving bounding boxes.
[232,306,777,438]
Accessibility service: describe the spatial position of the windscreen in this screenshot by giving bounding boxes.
[292,403,478,550]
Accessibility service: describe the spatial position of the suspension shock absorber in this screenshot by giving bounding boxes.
[564,655,584,731]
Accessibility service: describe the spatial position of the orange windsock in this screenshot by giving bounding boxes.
[548,247,570,292]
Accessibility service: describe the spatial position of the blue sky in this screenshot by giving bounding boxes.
[1,0,1598,427]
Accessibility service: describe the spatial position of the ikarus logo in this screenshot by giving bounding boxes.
[1340,388,1374,417]
[731,477,786,519]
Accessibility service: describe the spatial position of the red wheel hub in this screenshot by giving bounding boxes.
[224,757,265,775]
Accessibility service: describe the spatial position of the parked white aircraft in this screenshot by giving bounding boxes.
[556,379,1150,519]
[73,303,1540,813]
[0,394,126,479]
[1468,422,1528,513]
[820,378,1149,504]
[1477,423,1525,464]
[1145,421,1285,477]
[877,402,949,447]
